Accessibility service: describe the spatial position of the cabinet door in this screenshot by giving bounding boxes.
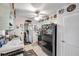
[0,4,10,17]
[0,4,10,30]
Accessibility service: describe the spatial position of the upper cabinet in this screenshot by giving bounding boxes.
[0,3,16,30]
[0,4,10,17]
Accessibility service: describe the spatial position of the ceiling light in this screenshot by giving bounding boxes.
[40,11,47,14]
[34,16,41,21]
[34,17,40,21]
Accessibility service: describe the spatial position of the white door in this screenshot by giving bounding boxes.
[62,13,79,56]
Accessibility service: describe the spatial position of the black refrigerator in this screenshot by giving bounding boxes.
[38,23,57,56]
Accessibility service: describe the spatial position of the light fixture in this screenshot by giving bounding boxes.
[34,15,42,21]
[34,10,47,15]
[34,10,48,21]
[34,17,40,21]
[40,11,47,14]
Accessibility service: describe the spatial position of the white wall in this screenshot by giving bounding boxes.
[57,4,79,56]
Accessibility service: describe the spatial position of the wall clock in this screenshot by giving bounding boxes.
[67,4,76,12]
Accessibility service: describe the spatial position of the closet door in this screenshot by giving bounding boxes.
[62,13,79,56]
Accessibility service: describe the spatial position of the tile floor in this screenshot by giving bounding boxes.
[24,43,48,56]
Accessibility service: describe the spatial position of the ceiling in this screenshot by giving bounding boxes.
[14,3,68,19]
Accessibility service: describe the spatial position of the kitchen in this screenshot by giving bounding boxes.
[0,3,79,56]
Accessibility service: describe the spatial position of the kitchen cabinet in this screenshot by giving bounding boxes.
[0,4,15,30]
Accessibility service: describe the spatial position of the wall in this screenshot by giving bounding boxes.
[14,16,27,41]
[15,16,25,26]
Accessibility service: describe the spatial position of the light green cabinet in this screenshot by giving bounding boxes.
[0,4,15,30]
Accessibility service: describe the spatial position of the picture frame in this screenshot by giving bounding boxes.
[67,4,76,12]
